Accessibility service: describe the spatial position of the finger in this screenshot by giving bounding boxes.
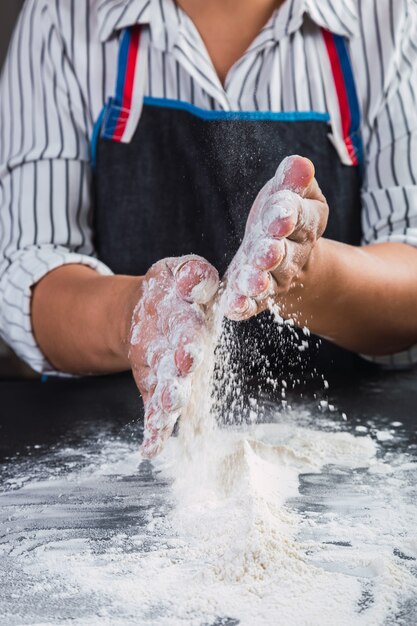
[296,197,329,241]
[151,376,191,414]
[225,293,258,321]
[273,155,316,197]
[141,422,174,459]
[131,362,156,397]
[245,178,276,229]
[143,335,169,368]
[262,189,327,245]
[141,430,163,459]
[141,410,166,459]
[249,237,286,271]
[155,352,179,380]
[141,405,179,459]
[154,377,191,414]
[165,304,205,339]
[261,191,300,240]
[168,309,207,375]
[174,338,205,376]
[160,380,189,413]
[143,259,179,311]
[234,265,272,299]
[172,256,219,304]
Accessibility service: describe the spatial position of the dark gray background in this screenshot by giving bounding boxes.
[1,1,24,68]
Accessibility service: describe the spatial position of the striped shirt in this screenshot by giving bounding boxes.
[1,0,417,373]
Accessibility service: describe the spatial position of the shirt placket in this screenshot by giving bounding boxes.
[172,29,231,110]
[150,0,230,110]
[224,1,304,109]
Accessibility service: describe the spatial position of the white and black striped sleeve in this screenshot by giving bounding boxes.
[360,0,417,366]
[0,0,113,374]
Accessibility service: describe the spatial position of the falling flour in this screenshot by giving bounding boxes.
[144,418,416,626]
[135,298,417,626]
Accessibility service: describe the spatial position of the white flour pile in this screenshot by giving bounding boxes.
[145,420,415,626]
[1,410,416,625]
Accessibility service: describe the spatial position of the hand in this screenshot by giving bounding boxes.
[224,155,329,320]
[129,255,219,459]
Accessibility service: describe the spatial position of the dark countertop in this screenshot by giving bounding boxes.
[0,369,416,625]
[0,373,143,461]
[1,368,416,458]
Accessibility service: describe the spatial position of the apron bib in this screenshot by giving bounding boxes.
[92,25,368,381]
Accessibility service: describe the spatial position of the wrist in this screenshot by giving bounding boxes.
[276,238,332,327]
[32,265,144,374]
[299,237,329,296]
[111,276,143,365]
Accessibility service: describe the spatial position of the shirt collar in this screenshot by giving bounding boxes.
[98,0,359,45]
[273,0,359,41]
[98,0,153,42]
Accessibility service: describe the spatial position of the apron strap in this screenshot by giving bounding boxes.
[102,25,149,144]
[320,28,364,169]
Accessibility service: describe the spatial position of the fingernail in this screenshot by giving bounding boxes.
[236,266,270,298]
[229,293,250,314]
[175,341,204,375]
[251,239,284,270]
[188,275,218,304]
[226,296,258,321]
[175,259,219,304]
[140,438,162,459]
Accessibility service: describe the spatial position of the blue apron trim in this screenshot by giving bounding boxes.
[115,29,132,108]
[142,97,331,123]
[91,106,106,168]
[91,96,331,167]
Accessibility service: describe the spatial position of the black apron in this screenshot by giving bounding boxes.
[92,25,370,385]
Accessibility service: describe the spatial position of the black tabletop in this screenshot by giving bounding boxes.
[0,369,416,626]
[1,368,416,458]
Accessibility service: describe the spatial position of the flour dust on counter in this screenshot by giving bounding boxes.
[0,404,416,626]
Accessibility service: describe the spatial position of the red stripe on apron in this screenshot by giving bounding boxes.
[322,29,358,166]
[113,27,141,142]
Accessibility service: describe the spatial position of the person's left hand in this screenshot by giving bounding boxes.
[223,155,329,320]
[129,255,219,459]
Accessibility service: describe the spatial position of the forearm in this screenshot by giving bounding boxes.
[283,240,417,356]
[32,265,142,374]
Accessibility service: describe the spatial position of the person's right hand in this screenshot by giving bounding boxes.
[129,255,219,459]
[223,155,328,320]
